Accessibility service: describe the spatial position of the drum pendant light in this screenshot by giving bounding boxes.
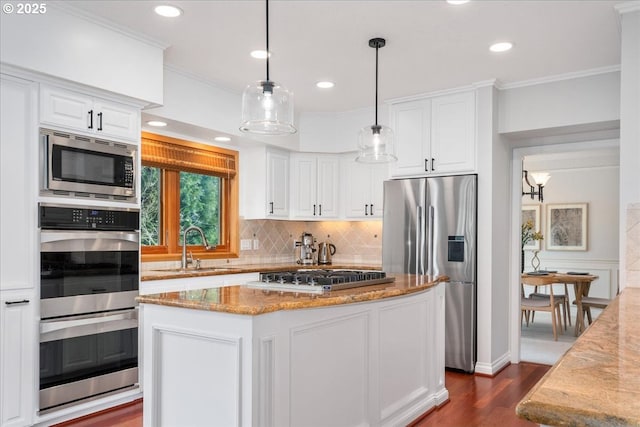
[240,0,296,135]
[356,38,396,163]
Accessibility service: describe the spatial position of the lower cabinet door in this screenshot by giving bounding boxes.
[0,291,35,427]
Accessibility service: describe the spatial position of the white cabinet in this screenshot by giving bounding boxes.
[241,147,290,219]
[389,91,476,177]
[266,149,289,218]
[40,85,140,142]
[0,292,35,427]
[1,74,37,427]
[1,74,37,292]
[342,155,388,219]
[290,154,340,219]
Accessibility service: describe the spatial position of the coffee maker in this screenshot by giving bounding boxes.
[295,232,316,265]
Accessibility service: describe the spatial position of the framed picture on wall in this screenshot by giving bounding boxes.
[522,205,541,250]
[546,203,588,251]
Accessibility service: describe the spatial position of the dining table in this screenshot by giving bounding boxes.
[521,272,599,336]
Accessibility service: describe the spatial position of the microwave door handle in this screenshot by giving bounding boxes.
[40,231,139,252]
[41,133,50,190]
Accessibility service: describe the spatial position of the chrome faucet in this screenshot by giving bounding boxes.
[181,225,213,270]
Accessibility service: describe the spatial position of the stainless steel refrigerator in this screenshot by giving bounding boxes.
[382,174,477,373]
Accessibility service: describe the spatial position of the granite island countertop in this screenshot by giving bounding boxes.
[136,273,447,315]
[141,262,382,281]
[516,287,640,426]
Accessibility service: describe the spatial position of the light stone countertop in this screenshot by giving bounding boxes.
[516,287,640,426]
[136,273,447,315]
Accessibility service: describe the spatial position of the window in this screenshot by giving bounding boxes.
[140,132,239,261]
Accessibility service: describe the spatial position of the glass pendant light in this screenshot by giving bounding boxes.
[240,0,296,135]
[356,38,396,163]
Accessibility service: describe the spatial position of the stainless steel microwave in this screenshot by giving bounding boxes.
[40,128,136,200]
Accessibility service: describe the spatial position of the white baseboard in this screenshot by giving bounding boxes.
[475,352,511,376]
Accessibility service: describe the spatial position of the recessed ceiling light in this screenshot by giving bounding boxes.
[316,81,335,89]
[447,0,470,5]
[214,136,231,142]
[146,120,167,127]
[154,5,182,18]
[250,50,270,59]
[489,42,513,52]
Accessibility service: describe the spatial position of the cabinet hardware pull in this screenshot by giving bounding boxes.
[424,159,428,172]
[364,204,369,216]
[313,204,316,216]
[5,300,29,306]
[370,204,374,216]
[319,204,322,216]
[432,158,435,171]
[269,202,274,214]
[88,110,93,129]
[97,112,103,131]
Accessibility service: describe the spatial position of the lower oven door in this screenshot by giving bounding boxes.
[39,308,138,411]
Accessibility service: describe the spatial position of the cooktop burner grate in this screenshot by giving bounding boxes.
[247,269,394,294]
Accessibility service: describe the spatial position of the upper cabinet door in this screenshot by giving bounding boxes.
[92,100,140,141]
[40,85,140,143]
[389,99,431,177]
[40,85,94,132]
[266,150,289,218]
[430,92,476,174]
[316,156,340,219]
[290,154,318,219]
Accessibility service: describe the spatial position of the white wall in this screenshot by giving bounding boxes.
[145,66,300,151]
[298,105,388,153]
[617,5,640,288]
[0,3,164,105]
[498,70,620,134]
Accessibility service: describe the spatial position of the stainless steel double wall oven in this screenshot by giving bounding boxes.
[39,203,139,411]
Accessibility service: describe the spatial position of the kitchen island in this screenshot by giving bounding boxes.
[516,287,640,426]
[137,274,448,427]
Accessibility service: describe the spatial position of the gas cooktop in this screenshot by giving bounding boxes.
[246,269,395,294]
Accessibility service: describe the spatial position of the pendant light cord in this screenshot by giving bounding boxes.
[374,42,379,127]
[265,0,270,82]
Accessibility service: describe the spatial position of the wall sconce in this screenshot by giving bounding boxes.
[522,170,550,202]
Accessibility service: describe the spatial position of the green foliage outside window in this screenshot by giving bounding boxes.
[179,171,220,246]
[141,166,160,246]
[140,166,221,247]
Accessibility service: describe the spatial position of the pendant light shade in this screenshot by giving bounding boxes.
[356,38,396,163]
[240,0,296,135]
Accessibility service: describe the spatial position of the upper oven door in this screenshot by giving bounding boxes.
[40,230,139,318]
[43,130,136,198]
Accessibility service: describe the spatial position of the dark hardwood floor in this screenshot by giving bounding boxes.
[55,362,550,427]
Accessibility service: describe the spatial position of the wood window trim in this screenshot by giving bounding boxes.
[141,132,239,262]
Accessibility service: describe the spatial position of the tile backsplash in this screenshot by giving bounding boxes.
[239,219,383,265]
[142,219,383,271]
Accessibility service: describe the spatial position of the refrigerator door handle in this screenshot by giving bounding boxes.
[428,206,434,276]
[416,206,423,276]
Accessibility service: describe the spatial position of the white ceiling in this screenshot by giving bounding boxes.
[71,0,623,114]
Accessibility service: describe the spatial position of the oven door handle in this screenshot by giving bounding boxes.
[40,309,138,342]
[40,231,139,252]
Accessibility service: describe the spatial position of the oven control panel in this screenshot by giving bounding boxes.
[39,203,139,231]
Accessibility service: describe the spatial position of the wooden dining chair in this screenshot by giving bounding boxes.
[529,283,571,330]
[521,285,564,341]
